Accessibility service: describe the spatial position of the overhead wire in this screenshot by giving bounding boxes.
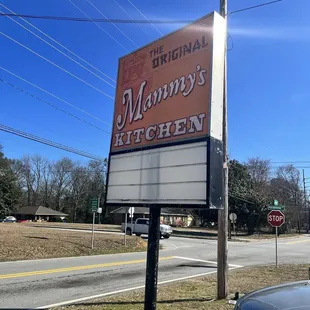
[0,0,284,24]
[0,78,111,134]
[228,0,282,16]
[0,123,105,162]
[0,66,111,126]
[0,32,114,99]
[112,0,150,37]
[0,13,193,24]
[127,0,163,35]
[85,0,139,47]
[0,9,115,89]
[0,3,116,85]
[67,0,130,52]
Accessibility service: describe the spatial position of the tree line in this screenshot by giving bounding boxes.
[0,144,107,223]
[227,158,306,234]
[0,143,308,232]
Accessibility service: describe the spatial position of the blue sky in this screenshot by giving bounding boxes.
[1,0,310,167]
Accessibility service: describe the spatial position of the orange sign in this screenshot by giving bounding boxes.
[111,13,216,152]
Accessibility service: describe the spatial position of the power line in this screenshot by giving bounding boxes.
[0,123,105,162]
[127,0,163,35]
[272,161,310,164]
[0,66,111,126]
[0,0,284,24]
[0,32,114,99]
[0,78,111,134]
[112,0,150,37]
[68,0,129,52]
[0,3,116,86]
[0,13,193,23]
[228,0,282,15]
[86,0,139,47]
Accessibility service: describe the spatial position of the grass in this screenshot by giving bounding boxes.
[59,264,309,310]
[0,223,146,262]
[23,222,121,231]
[240,233,300,240]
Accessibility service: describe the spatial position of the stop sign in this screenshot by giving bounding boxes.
[267,210,285,227]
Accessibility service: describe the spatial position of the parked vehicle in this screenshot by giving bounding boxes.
[121,218,172,239]
[2,216,17,223]
[234,280,310,309]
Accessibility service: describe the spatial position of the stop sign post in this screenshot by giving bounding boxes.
[267,210,285,267]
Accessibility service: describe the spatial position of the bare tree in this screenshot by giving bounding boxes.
[69,166,90,222]
[51,158,74,212]
[274,165,303,233]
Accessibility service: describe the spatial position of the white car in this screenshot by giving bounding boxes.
[2,216,17,223]
[121,218,172,239]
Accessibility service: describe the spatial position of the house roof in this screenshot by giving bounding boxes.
[110,207,189,216]
[16,206,68,216]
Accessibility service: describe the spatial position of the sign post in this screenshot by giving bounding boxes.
[267,210,285,267]
[124,207,129,246]
[90,198,99,250]
[229,213,237,238]
[129,207,134,236]
[144,207,161,310]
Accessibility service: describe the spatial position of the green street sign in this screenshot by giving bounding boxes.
[268,205,284,211]
[91,198,98,212]
[274,199,279,206]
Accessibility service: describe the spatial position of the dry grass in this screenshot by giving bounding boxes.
[60,264,309,310]
[0,223,146,262]
[241,233,300,240]
[23,222,121,231]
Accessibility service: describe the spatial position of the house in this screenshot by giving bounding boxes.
[15,206,68,222]
[110,207,197,227]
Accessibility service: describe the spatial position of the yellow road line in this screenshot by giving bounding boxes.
[0,256,174,280]
[286,239,310,245]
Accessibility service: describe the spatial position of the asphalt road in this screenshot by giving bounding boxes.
[0,234,309,309]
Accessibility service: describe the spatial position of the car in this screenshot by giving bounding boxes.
[121,218,173,239]
[234,280,310,310]
[2,216,17,223]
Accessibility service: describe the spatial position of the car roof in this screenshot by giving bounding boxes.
[236,281,310,309]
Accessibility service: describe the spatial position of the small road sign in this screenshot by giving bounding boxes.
[268,205,285,211]
[267,210,285,227]
[91,198,98,212]
[128,207,135,218]
[229,213,237,222]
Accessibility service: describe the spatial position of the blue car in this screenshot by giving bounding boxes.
[235,281,310,309]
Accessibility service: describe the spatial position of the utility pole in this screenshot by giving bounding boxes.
[303,169,308,232]
[217,0,229,299]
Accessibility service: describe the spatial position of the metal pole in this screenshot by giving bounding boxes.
[233,222,236,238]
[98,198,101,224]
[91,211,95,249]
[275,226,278,267]
[303,169,308,232]
[124,208,128,246]
[130,208,133,235]
[144,207,161,310]
[218,0,229,300]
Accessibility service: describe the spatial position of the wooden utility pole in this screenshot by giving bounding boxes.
[217,0,229,300]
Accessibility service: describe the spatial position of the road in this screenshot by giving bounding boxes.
[0,234,309,309]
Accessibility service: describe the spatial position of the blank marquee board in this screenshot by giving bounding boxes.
[105,12,225,209]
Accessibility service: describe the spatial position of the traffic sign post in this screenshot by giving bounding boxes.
[267,210,285,267]
[90,198,100,249]
[229,213,237,238]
